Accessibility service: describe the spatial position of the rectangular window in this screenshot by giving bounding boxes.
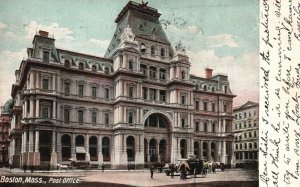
[78,110,83,124]
[223,104,227,112]
[204,101,208,111]
[143,87,147,100]
[64,82,70,95]
[92,111,97,125]
[78,85,84,97]
[149,89,156,100]
[128,112,133,124]
[64,109,70,124]
[195,101,199,110]
[42,79,49,90]
[129,86,134,99]
[105,88,109,100]
[212,103,215,112]
[92,87,97,99]
[204,122,207,132]
[195,122,199,132]
[181,95,186,105]
[42,107,48,118]
[212,123,216,132]
[181,118,185,128]
[43,51,49,63]
[159,90,166,102]
[104,113,109,126]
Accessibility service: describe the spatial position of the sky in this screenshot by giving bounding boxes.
[0,0,259,108]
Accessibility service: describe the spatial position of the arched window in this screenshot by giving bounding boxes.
[151,45,155,56]
[102,137,110,161]
[89,136,98,161]
[140,43,146,53]
[127,136,135,161]
[61,134,71,161]
[249,143,253,149]
[160,48,165,57]
[203,85,207,91]
[92,65,97,72]
[79,63,84,70]
[254,142,257,148]
[244,143,247,149]
[212,87,215,92]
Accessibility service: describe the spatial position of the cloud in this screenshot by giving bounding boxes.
[206,34,239,48]
[25,21,74,41]
[0,22,7,30]
[0,49,27,107]
[165,24,238,51]
[187,50,259,106]
[89,39,110,49]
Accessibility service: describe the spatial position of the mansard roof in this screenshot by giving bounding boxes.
[104,1,174,58]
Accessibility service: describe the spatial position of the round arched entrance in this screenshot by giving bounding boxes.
[144,113,171,164]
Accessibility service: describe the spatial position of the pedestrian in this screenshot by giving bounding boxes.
[170,164,174,179]
[102,163,105,172]
[23,164,27,173]
[150,165,155,179]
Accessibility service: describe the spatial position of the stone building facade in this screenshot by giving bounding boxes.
[9,1,235,169]
[233,101,259,168]
[0,99,12,167]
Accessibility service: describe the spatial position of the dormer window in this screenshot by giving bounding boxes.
[79,63,84,70]
[64,60,70,68]
[92,65,97,72]
[160,48,165,57]
[139,24,144,31]
[150,45,155,56]
[181,70,185,80]
[104,67,109,74]
[43,50,49,63]
[140,43,146,53]
[128,60,133,70]
[224,86,228,93]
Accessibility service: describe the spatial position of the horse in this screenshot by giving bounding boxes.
[57,163,71,171]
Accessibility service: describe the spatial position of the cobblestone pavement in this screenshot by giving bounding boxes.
[81,169,258,187]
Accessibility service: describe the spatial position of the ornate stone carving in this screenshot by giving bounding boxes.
[121,26,136,43]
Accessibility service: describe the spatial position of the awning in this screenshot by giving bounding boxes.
[76,147,86,153]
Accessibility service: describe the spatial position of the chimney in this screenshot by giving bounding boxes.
[39,30,49,37]
[205,68,213,79]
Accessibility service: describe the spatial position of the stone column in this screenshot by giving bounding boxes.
[35,72,39,89]
[24,100,28,118]
[24,131,27,153]
[53,100,56,119]
[221,141,226,164]
[98,135,103,165]
[30,72,34,89]
[50,131,57,169]
[28,131,34,152]
[217,141,222,162]
[56,132,61,162]
[36,99,39,118]
[33,131,40,166]
[52,74,56,91]
[85,134,90,161]
[71,133,76,159]
[29,99,34,118]
[208,140,212,161]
